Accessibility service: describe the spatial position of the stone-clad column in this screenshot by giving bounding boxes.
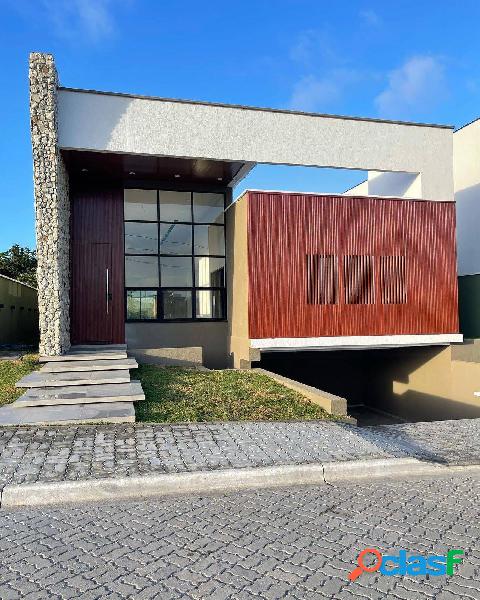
[29,52,70,355]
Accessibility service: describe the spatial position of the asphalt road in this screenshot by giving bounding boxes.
[0,475,479,599]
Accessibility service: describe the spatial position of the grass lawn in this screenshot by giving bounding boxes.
[135,365,336,423]
[0,354,40,407]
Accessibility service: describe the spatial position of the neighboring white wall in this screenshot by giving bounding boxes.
[454,119,480,276]
[344,180,368,196]
[344,172,421,198]
[367,171,422,198]
[58,89,454,201]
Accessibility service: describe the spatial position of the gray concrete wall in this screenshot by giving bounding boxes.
[125,322,228,369]
[0,275,38,346]
[57,88,453,201]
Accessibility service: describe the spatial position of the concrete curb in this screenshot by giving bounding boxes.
[2,459,480,508]
[0,464,327,508]
[323,457,444,481]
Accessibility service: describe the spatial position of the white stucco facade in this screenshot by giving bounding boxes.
[57,88,454,201]
[454,119,480,276]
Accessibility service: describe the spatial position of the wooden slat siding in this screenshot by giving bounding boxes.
[380,255,406,304]
[344,255,375,304]
[306,254,337,305]
[71,186,125,344]
[247,192,459,339]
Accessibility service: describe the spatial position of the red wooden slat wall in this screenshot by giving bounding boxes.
[247,192,459,339]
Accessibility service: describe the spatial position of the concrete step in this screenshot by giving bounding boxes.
[0,402,135,426]
[40,358,138,373]
[39,351,128,363]
[16,370,131,388]
[13,381,145,408]
[71,344,127,352]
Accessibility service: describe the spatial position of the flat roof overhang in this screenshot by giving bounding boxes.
[251,334,464,352]
[62,149,253,188]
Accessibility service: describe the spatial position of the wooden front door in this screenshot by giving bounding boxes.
[71,242,113,344]
[70,187,125,345]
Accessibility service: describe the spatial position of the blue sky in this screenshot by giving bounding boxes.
[2,0,480,250]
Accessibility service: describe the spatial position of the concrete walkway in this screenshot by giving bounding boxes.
[1,419,479,494]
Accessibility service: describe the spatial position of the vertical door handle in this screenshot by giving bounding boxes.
[106,268,109,314]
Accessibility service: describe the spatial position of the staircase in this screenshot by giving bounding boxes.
[0,345,145,426]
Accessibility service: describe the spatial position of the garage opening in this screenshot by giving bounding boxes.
[256,345,480,426]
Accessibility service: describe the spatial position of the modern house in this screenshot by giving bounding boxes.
[29,52,462,373]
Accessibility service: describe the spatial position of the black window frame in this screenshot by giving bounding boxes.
[124,187,227,323]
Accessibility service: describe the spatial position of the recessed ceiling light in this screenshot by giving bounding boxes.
[174,174,181,178]
[81,168,88,173]
[217,177,223,181]
[128,171,136,176]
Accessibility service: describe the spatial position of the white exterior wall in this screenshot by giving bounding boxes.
[344,172,421,198]
[454,120,480,276]
[58,89,454,201]
[367,171,422,198]
[344,180,369,196]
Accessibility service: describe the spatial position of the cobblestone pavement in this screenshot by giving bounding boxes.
[0,474,479,599]
[1,418,479,489]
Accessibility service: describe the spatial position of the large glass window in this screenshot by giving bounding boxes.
[125,256,159,287]
[124,189,157,221]
[163,290,193,320]
[193,192,225,224]
[160,191,191,222]
[160,223,192,255]
[196,289,223,319]
[160,256,193,287]
[126,290,157,320]
[125,222,158,254]
[195,257,225,287]
[194,225,225,255]
[124,189,226,321]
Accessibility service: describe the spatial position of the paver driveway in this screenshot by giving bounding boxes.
[1,474,479,599]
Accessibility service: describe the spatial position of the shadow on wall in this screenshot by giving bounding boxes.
[367,346,480,421]
[367,171,421,198]
[386,389,480,422]
[58,91,133,153]
[258,345,480,422]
